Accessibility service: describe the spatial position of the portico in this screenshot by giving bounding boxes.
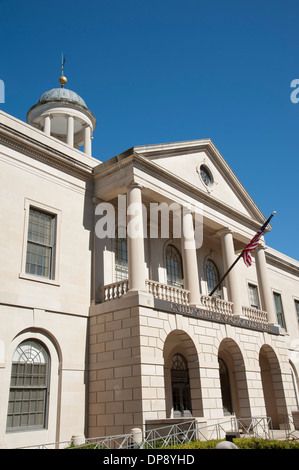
[93,147,277,328]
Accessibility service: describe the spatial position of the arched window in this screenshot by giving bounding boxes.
[218,357,233,415]
[171,354,192,417]
[6,340,50,431]
[166,244,183,288]
[206,259,221,298]
[115,228,128,281]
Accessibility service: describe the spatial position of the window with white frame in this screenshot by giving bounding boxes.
[273,292,286,329]
[25,207,56,279]
[166,244,183,288]
[6,340,50,431]
[295,300,299,324]
[248,283,260,309]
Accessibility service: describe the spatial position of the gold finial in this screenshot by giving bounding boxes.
[59,52,67,88]
[59,75,67,87]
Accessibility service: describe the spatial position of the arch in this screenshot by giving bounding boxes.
[259,345,288,429]
[5,328,61,443]
[11,327,62,363]
[163,329,203,418]
[165,244,183,288]
[218,338,250,418]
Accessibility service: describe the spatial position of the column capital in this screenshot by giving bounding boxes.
[218,227,234,237]
[127,181,143,191]
[256,241,267,251]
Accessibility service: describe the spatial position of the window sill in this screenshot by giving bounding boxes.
[19,273,60,286]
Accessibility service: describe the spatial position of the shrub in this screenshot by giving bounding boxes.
[166,437,299,450]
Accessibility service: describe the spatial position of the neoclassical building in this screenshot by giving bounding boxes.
[0,73,298,448]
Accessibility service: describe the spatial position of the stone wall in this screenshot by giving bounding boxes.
[89,291,298,437]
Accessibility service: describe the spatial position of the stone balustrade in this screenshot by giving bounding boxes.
[100,280,269,324]
[198,294,234,315]
[100,279,129,302]
[146,280,190,305]
[242,306,268,324]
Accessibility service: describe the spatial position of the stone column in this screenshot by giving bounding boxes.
[66,115,74,147]
[220,229,242,315]
[84,125,92,156]
[43,114,51,135]
[255,244,276,324]
[127,183,146,292]
[181,207,200,306]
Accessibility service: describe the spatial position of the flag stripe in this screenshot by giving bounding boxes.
[241,215,274,267]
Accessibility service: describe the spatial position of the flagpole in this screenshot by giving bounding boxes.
[209,252,243,297]
[209,212,276,297]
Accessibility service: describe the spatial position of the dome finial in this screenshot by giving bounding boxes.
[59,52,67,88]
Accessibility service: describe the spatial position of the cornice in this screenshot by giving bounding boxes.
[94,150,267,233]
[132,139,267,225]
[265,250,299,275]
[0,122,95,182]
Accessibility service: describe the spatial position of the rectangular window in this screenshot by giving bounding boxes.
[25,208,56,279]
[248,284,260,309]
[295,300,299,323]
[273,292,286,329]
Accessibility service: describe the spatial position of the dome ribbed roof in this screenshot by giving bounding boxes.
[37,88,87,108]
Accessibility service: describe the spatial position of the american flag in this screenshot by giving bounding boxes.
[242,213,275,267]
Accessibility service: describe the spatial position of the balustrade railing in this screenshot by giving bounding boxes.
[242,306,268,323]
[100,279,129,302]
[198,294,233,315]
[146,280,189,305]
[100,281,270,324]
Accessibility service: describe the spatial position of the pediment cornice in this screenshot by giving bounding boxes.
[94,146,269,233]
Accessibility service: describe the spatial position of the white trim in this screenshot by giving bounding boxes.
[20,198,62,285]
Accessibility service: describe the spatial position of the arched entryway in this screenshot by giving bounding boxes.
[259,345,288,429]
[218,338,250,418]
[163,330,203,418]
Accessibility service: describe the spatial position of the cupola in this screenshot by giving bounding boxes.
[26,58,96,156]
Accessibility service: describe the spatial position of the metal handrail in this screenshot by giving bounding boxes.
[16,416,275,449]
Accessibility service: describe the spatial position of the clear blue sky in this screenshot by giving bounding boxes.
[1,0,298,260]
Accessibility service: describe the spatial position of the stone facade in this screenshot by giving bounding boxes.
[0,80,298,448]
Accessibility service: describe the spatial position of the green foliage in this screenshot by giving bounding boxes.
[234,438,299,449]
[167,437,299,450]
[166,439,223,449]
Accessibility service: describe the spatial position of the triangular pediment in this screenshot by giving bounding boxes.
[132,139,265,223]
